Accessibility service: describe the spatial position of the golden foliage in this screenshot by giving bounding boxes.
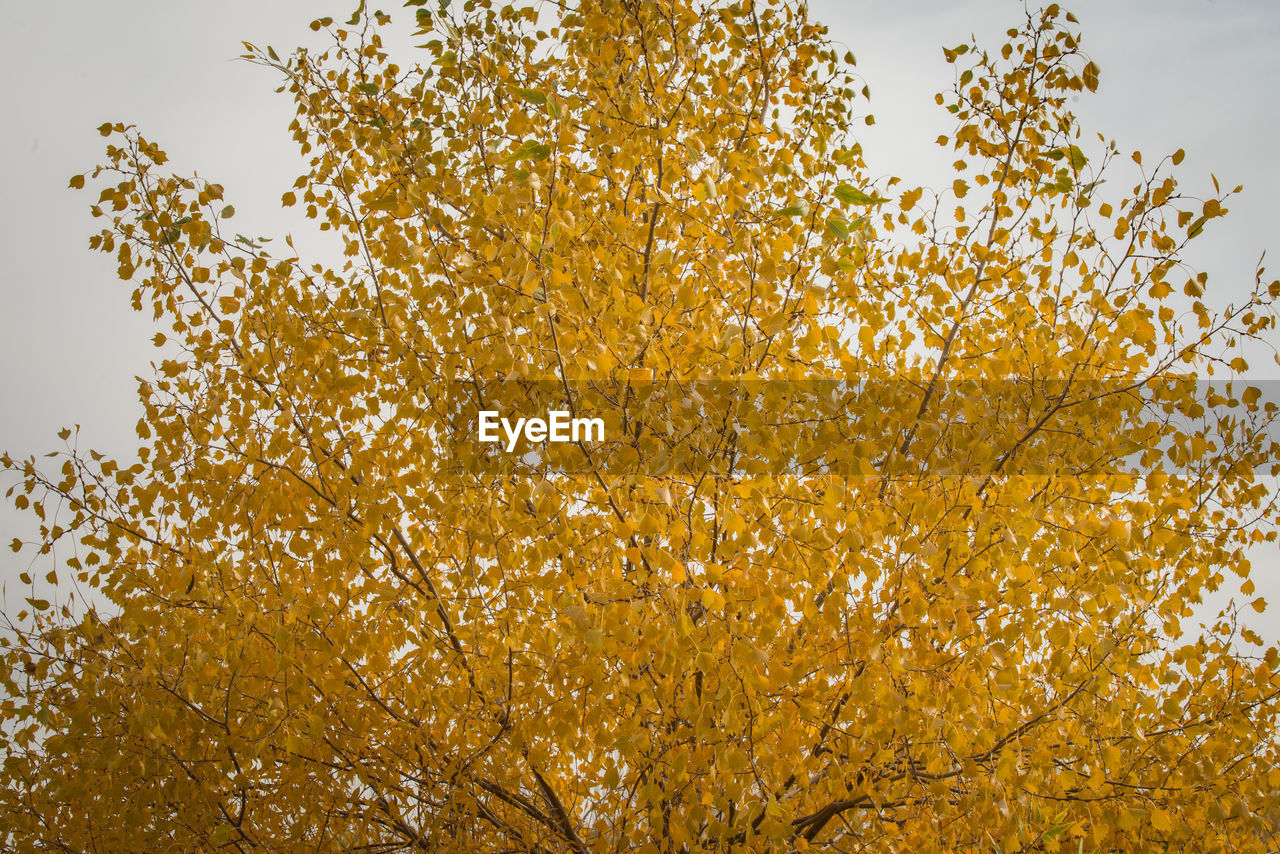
[3,1,1279,850]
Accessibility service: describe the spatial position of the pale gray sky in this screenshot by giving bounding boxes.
[1,1,1277,638]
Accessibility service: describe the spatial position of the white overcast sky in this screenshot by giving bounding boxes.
[1,1,1277,638]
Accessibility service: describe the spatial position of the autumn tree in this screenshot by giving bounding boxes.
[4,0,1280,850]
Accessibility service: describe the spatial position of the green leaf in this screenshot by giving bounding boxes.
[358,82,380,96]
[510,86,547,106]
[826,218,851,239]
[1040,821,1073,840]
[834,184,886,205]
[502,140,551,164]
[833,145,862,165]
[1049,146,1087,170]
[772,201,809,218]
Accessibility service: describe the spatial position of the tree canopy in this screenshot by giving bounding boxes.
[3,0,1279,850]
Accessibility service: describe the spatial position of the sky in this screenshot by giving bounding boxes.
[0,0,1277,639]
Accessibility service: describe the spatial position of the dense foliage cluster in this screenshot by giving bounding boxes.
[3,1,1278,850]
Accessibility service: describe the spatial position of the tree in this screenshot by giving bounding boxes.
[3,0,1279,849]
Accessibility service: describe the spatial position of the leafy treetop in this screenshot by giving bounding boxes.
[3,1,1279,851]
